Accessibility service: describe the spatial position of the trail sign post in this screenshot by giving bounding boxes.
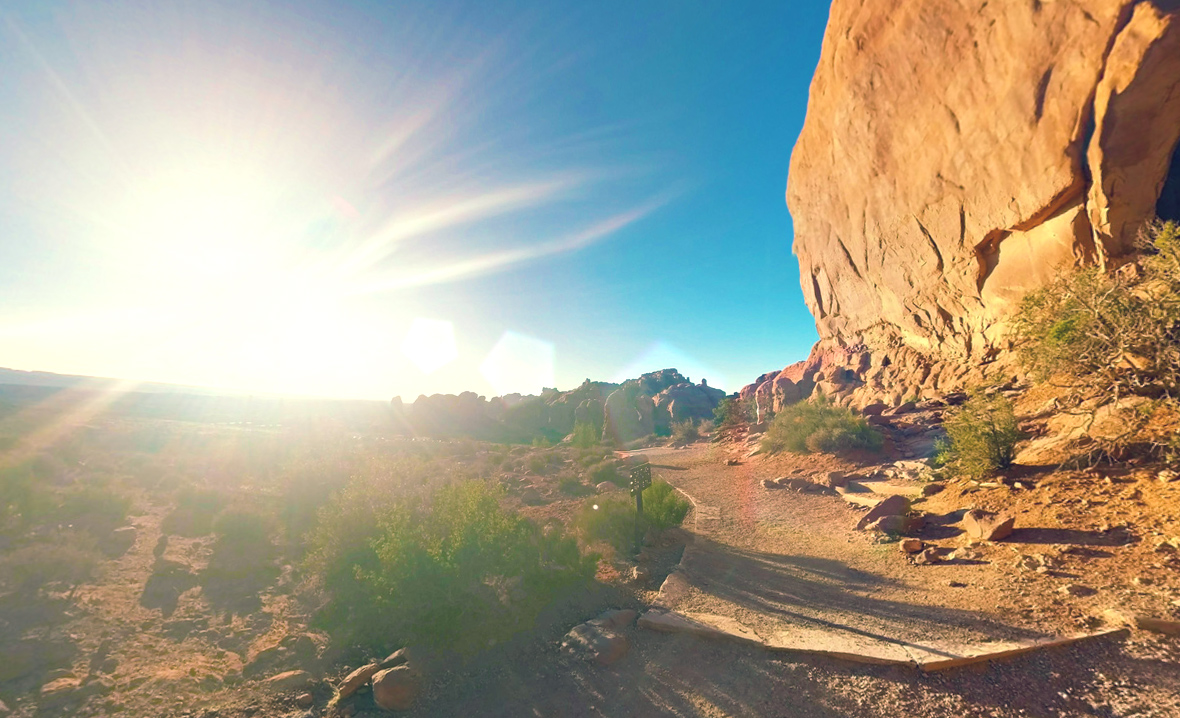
[629,461,652,555]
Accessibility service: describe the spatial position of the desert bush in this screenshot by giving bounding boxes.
[713,397,753,437]
[557,475,591,496]
[586,460,625,487]
[671,419,700,444]
[0,531,102,597]
[307,479,595,653]
[163,486,225,536]
[212,508,273,551]
[56,483,132,535]
[939,392,1019,478]
[526,453,551,473]
[698,419,715,436]
[641,480,690,530]
[574,480,689,553]
[1013,219,1180,400]
[569,421,599,449]
[761,396,882,455]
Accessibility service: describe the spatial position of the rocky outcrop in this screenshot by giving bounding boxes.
[788,0,1180,369]
[390,370,718,444]
[652,380,725,428]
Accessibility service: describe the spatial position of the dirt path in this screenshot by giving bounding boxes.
[629,444,1054,656]
[393,443,1180,718]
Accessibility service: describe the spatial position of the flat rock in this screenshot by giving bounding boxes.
[855,494,910,531]
[336,663,380,701]
[263,670,313,691]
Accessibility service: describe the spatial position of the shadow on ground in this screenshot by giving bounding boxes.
[680,539,1050,651]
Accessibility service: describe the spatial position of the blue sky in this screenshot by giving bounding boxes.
[0,0,829,399]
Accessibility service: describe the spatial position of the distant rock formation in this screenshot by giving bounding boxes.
[390,369,721,444]
[789,0,1180,364]
[749,0,1180,409]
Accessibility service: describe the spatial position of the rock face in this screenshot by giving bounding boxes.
[788,0,1180,368]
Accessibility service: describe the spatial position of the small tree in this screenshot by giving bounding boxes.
[670,419,700,444]
[570,421,599,449]
[939,392,1019,478]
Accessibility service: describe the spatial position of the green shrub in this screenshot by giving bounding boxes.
[573,480,689,553]
[307,480,595,654]
[212,508,272,551]
[0,532,102,596]
[1013,219,1180,399]
[163,486,225,536]
[761,396,882,455]
[526,453,550,473]
[641,480,690,530]
[940,393,1019,478]
[57,484,132,535]
[570,421,599,449]
[670,420,700,444]
[557,475,590,496]
[586,460,624,487]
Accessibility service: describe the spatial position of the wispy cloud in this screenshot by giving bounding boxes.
[348,193,669,294]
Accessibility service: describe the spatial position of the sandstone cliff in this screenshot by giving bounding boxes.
[789,0,1180,362]
[740,0,1180,411]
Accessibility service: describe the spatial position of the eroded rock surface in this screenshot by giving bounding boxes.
[787,0,1180,374]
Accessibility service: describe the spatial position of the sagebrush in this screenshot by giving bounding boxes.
[306,475,595,653]
[761,396,882,455]
[1014,219,1180,400]
[938,392,1019,478]
[573,479,689,553]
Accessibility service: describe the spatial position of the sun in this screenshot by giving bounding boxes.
[116,165,285,281]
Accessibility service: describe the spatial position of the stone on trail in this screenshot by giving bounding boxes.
[336,663,381,701]
[962,509,1015,541]
[1102,608,1180,636]
[561,622,630,666]
[900,538,924,553]
[263,670,313,691]
[819,471,850,488]
[761,479,783,490]
[854,494,910,531]
[922,482,945,496]
[1060,584,1097,598]
[913,548,942,565]
[372,665,422,711]
[589,608,638,629]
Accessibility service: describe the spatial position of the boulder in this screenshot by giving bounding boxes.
[371,665,422,711]
[861,403,887,416]
[961,509,1015,541]
[900,538,924,553]
[855,495,910,531]
[818,471,849,488]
